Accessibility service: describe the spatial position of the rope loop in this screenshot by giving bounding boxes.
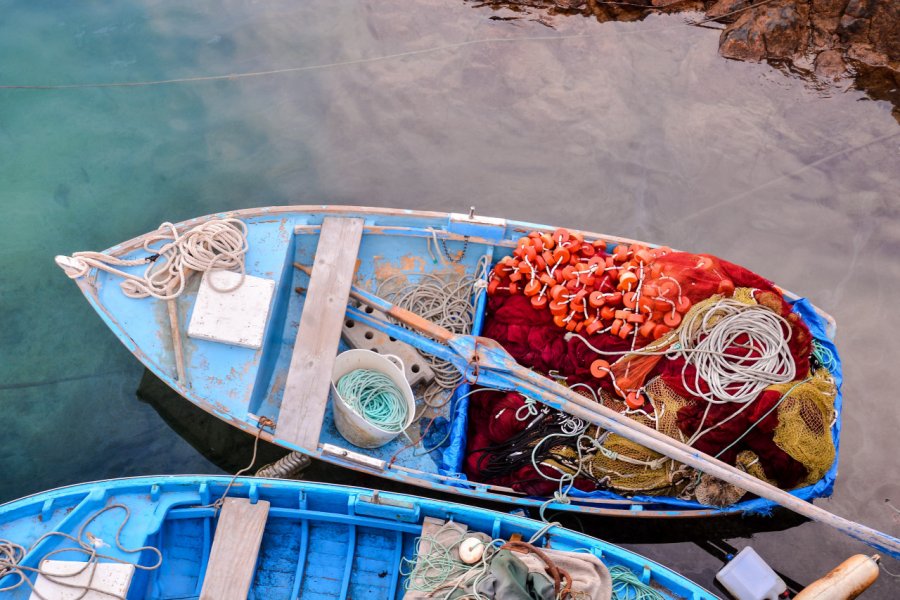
[62,218,249,301]
[0,504,162,600]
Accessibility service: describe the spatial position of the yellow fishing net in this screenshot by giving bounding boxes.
[770,369,837,487]
[577,367,838,502]
[582,378,693,496]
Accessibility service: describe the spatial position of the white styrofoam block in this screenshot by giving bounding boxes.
[188,270,275,349]
[31,560,134,600]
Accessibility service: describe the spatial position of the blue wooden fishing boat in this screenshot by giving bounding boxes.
[55,206,843,519]
[0,475,718,599]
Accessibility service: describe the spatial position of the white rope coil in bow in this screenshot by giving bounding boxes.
[59,218,249,301]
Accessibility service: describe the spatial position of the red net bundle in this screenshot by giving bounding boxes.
[465,229,835,503]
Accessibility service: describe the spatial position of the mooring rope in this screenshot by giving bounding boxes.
[59,218,249,301]
[0,504,162,600]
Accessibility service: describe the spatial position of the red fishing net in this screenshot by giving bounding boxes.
[464,232,832,503]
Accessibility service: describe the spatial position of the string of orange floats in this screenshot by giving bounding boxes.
[487,229,698,409]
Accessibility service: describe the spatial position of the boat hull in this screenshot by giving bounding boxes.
[61,206,842,518]
[0,475,718,599]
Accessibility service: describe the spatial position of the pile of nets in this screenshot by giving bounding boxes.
[465,231,839,506]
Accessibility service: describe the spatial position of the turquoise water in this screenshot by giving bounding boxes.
[1,0,898,595]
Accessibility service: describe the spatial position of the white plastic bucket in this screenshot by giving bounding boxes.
[330,349,416,449]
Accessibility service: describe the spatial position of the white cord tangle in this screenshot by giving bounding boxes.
[567,299,796,405]
[60,218,249,301]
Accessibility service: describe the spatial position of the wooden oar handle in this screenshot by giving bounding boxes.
[293,262,454,343]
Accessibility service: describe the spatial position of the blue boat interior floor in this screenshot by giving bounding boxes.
[0,478,714,599]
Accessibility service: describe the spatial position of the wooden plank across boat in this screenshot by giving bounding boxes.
[56,206,842,518]
[0,475,719,599]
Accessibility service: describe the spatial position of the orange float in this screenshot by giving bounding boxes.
[552,247,570,265]
[675,295,692,313]
[549,300,568,316]
[590,359,610,379]
[553,228,570,245]
[610,319,623,337]
[625,391,644,409]
[718,278,735,296]
[663,311,681,327]
[652,324,671,339]
[618,271,638,291]
[530,295,548,309]
[639,320,656,338]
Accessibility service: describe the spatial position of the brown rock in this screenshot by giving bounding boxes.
[720,12,767,61]
[706,0,751,20]
[720,2,808,61]
[555,0,587,8]
[815,49,848,77]
[763,3,809,58]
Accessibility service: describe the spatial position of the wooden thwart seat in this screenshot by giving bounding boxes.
[199,497,271,600]
[276,217,365,451]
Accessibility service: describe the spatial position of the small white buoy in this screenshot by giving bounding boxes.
[459,537,485,565]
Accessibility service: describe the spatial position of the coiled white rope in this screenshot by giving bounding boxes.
[336,369,410,432]
[58,218,249,301]
[566,299,796,405]
[677,299,796,404]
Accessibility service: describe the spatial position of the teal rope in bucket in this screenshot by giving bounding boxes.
[336,369,409,433]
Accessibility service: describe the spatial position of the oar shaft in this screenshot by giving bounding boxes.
[478,367,900,559]
[309,265,900,558]
[293,262,453,343]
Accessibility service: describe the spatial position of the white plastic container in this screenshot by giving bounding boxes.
[330,349,415,449]
[716,547,787,600]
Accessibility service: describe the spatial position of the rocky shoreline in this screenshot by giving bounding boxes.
[479,0,899,118]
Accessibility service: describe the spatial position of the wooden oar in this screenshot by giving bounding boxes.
[293,263,900,559]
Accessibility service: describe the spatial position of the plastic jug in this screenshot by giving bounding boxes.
[716,547,787,600]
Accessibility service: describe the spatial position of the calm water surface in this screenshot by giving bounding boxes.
[1,0,898,596]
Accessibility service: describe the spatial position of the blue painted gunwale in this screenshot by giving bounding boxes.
[0,475,719,599]
[61,206,842,518]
